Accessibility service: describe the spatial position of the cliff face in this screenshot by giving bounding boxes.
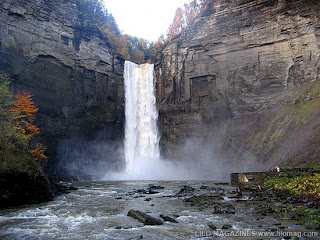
[157,0,320,171]
[0,0,124,175]
[1,0,319,177]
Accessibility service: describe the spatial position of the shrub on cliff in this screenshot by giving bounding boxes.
[0,75,52,207]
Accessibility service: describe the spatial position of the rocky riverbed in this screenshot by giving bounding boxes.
[0,181,319,239]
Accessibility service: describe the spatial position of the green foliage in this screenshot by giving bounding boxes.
[250,81,320,161]
[76,0,157,63]
[264,174,320,202]
[309,165,320,170]
[0,75,46,173]
[0,75,27,154]
[291,207,320,228]
[78,0,208,62]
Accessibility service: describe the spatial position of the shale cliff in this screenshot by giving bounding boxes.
[0,0,124,174]
[1,0,319,177]
[157,0,320,171]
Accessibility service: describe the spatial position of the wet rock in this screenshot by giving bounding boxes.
[215,183,229,186]
[145,190,159,194]
[184,195,229,210]
[148,184,164,190]
[186,195,224,204]
[133,195,145,198]
[177,185,195,195]
[306,201,315,207]
[208,187,225,194]
[51,181,78,195]
[0,168,54,208]
[135,189,147,194]
[127,189,148,196]
[284,197,293,203]
[160,214,178,223]
[127,210,163,225]
[252,203,275,215]
[128,235,143,240]
[212,203,236,214]
[208,223,217,230]
[222,224,233,229]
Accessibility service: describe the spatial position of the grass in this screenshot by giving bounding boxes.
[263,170,320,229]
[264,171,320,202]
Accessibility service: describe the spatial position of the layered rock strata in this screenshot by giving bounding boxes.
[156,0,320,170]
[0,0,124,173]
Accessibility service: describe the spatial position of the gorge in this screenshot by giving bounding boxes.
[0,0,319,179]
[0,0,320,238]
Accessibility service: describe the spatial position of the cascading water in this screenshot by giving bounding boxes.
[105,61,200,180]
[123,61,160,178]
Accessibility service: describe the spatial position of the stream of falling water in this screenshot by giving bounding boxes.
[124,61,160,177]
[105,61,210,180]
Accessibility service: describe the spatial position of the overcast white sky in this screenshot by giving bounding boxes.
[103,0,192,42]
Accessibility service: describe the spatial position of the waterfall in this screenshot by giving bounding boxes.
[124,61,160,176]
[105,60,195,180]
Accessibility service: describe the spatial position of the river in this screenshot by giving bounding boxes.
[0,181,314,239]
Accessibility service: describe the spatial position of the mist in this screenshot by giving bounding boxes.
[55,135,125,180]
[55,131,252,181]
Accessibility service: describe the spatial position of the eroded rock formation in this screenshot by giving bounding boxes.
[156,0,320,171]
[0,0,124,174]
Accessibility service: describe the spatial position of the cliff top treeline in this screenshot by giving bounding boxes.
[78,0,209,63]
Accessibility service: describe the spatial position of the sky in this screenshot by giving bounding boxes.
[103,0,192,42]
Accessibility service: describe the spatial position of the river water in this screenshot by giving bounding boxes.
[0,181,312,240]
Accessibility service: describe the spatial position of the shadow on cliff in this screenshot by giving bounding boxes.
[54,134,125,181]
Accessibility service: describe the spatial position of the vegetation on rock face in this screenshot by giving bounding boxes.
[166,0,207,41]
[76,0,160,63]
[226,80,320,168]
[77,0,209,62]
[0,75,51,207]
[0,75,47,163]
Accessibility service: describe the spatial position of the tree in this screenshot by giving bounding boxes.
[165,0,207,42]
[168,8,185,37]
[183,0,199,26]
[9,92,47,161]
[10,92,40,140]
[0,76,17,153]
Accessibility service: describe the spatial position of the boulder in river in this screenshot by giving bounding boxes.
[160,214,178,223]
[212,202,236,214]
[127,210,163,225]
[222,224,233,229]
[176,185,195,196]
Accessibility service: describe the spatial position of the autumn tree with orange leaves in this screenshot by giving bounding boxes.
[9,92,47,161]
[10,92,40,139]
